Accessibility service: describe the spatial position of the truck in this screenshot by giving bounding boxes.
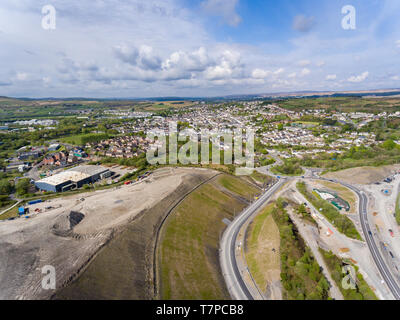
[389,229,394,237]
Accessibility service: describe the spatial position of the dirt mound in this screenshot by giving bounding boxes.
[323,164,400,185]
[69,211,85,229]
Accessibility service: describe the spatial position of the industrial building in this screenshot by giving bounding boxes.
[35,165,111,193]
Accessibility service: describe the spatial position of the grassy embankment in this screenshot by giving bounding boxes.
[245,203,280,291]
[318,180,357,214]
[248,171,274,186]
[271,199,330,300]
[319,248,378,300]
[297,181,362,241]
[396,191,400,225]
[0,203,19,220]
[159,174,259,299]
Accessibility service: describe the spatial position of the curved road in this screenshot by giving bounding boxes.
[221,167,400,300]
[220,178,287,300]
[331,179,400,300]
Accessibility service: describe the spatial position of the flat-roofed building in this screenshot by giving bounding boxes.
[35,165,110,192]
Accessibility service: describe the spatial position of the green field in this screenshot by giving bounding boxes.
[218,175,259,198]
[159,175,259,299]
[0,204,19,220]
[245,203,280,291]
[396,192,400,225]
[59,133,110,145]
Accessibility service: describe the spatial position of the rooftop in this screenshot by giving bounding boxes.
[37,165,109,186]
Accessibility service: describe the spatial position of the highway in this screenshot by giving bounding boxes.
[220,166,400,300]
[336,180,400,300]
[219,177,287,300]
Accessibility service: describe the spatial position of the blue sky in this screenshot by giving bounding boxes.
[0,0,399,98]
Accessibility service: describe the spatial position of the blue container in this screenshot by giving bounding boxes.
[28,199,42,205]
[18,207,25,215]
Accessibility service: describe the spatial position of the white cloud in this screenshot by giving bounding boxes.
[391,75,400,81]
[251,69,271,79]
[274,68,285,75]
[0,0,398,97]
[201,0,241,26]
[348,71,369,83]
[300,68,311,76]
[114,45,161,70]
[297,60,310,67]
[326,74,337,80]
[15,72,29,81]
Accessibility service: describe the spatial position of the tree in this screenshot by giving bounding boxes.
[0,179,12,195]
[15,178,30,196]
[382,139,396,150]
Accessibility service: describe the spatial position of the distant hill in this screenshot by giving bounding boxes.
[2,88,400,102]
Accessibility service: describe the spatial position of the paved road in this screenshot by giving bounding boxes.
[338,180,400,300]
[221,167,400,300]
[220,178,287,300]
[314,175,400,299]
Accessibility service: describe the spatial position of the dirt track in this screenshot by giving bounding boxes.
[0,167,216,300]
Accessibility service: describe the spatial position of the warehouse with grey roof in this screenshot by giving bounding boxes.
[35,165,111,193]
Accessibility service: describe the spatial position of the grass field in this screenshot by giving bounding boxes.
[396,191,400,225]
[249,171,274,186]
[218,175,259,199]
[245,203,280,291]
[0,204,19,220]
[136,100,195,112]
[159,175,258,299]
[59,133,110,145]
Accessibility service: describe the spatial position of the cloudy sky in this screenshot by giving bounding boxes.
[0,0,400,98]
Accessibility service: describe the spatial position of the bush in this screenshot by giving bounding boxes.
[271,199,330,300]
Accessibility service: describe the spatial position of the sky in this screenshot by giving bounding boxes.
[0,0,400,98]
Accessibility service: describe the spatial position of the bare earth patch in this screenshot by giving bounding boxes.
[323,164,400,185]
[0,167,213,300]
